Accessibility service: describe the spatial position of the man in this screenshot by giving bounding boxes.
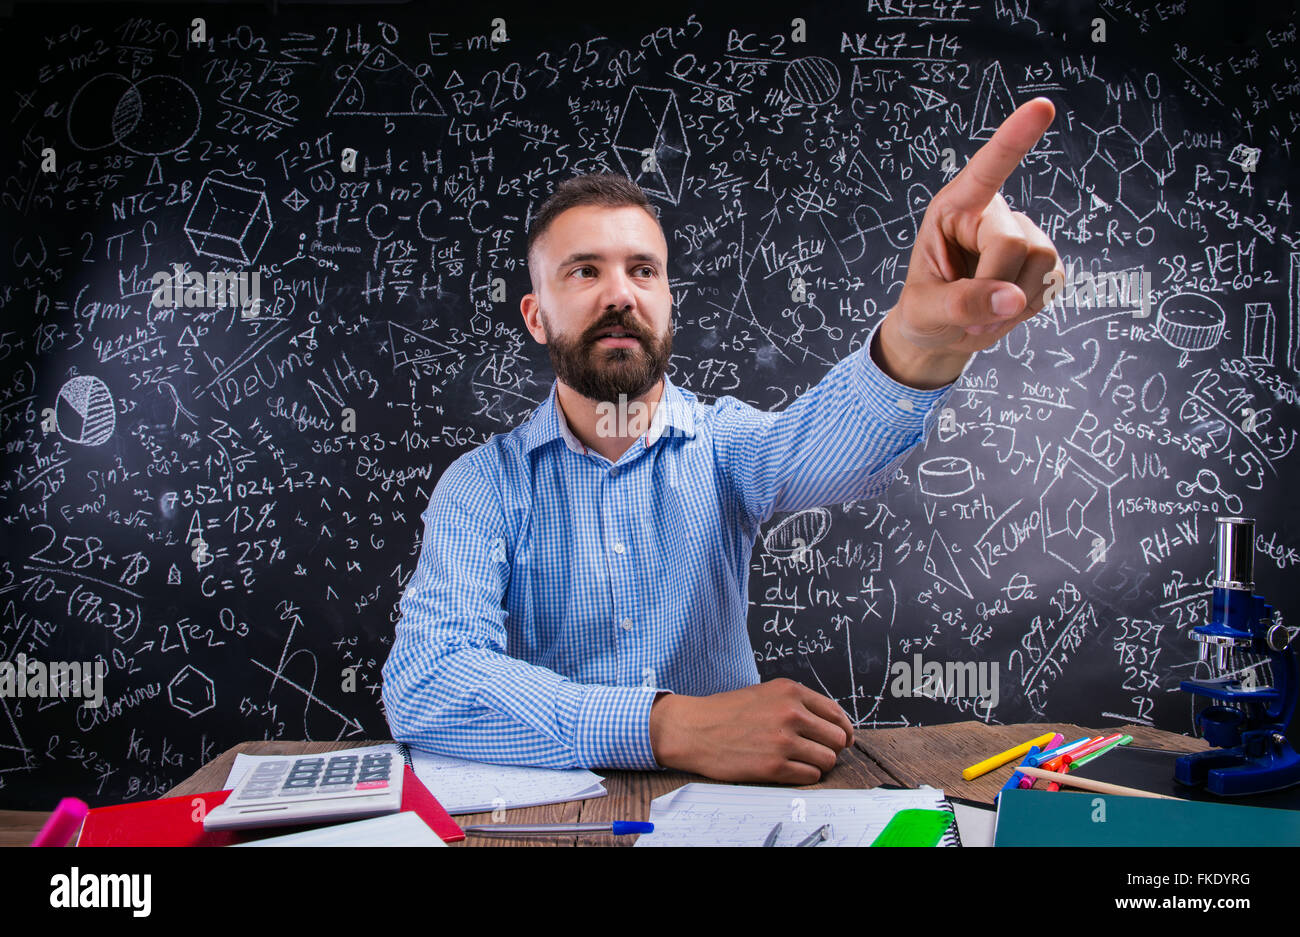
[383,99,1062,783]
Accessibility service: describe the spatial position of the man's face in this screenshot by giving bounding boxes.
[524,204,672,404]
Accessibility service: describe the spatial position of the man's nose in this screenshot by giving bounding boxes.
[599,268,637,312]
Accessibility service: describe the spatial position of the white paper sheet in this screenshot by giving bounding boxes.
[951,801,996,847]
[232,811,445,847]
[405,747,607,815]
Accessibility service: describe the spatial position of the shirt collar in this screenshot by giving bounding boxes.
[523,372,696,458]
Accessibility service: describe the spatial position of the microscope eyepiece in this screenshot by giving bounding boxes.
[1212,516,1254,591]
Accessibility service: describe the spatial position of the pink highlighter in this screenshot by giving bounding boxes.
[31,797,89,847]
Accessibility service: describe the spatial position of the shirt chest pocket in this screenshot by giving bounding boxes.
[663,458,724,557]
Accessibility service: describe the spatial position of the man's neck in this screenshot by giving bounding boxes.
[555,378,665,462]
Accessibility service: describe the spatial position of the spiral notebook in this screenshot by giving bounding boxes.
[634,783,961,847]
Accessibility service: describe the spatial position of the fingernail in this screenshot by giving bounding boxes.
[992,287,1021,317]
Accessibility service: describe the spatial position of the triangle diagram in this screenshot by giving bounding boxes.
[847,150,892,202]
[910,84,948,111]
[922,529,973,599]
[388,321,459,370]
[328,46,446,117]
[970,60,1015,141]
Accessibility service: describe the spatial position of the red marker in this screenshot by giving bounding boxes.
[1061,733,1125,768]
[1046,735,1123,790]
[1039,737,1104,773]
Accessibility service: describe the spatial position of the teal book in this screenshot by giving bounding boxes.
[994,789,1300,846]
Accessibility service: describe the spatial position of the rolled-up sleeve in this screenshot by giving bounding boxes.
[714,318,965,530]
[381,455,667,769]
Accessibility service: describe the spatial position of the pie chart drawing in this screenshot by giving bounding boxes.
[56,375,115,445]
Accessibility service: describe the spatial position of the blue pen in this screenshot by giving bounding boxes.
[1025,736,1092,767]
[462,821,653,837]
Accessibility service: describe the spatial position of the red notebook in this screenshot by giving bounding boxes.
[77,765,464,846]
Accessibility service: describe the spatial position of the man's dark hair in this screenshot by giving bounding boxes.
[526,173,661,292]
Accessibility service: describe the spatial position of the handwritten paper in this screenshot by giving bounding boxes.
[634,783,958,847]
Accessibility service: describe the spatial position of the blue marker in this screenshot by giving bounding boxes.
[998,745,1041,800]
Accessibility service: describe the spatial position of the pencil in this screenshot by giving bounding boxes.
[1014,765,1178,799]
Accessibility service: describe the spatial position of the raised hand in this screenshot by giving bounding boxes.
[876,97,1064,389]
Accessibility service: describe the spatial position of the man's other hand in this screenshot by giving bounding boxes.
[649,678,855,784]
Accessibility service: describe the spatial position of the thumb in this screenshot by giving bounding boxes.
[912,278,1026,334]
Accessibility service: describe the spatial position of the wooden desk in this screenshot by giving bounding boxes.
[2,721,1206,846]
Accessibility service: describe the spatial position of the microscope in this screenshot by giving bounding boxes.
[1175,516,1300,796]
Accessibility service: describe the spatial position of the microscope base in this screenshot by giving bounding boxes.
[1175,738,1300,796]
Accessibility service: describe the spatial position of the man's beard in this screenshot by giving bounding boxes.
[540,307,672,404]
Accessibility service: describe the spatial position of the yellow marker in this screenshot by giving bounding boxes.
[962,732,1058,781]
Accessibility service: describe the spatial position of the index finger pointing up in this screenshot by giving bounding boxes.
[941,97,1056,213]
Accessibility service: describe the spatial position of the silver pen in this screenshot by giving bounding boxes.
[794,824,831,846]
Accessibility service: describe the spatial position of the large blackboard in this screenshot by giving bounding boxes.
[0,0,1296,808]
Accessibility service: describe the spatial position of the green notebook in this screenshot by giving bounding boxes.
[871,808,956,846]
[994,789,1300,846]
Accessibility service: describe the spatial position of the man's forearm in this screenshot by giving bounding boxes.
[383,640,666,770]
[873,312,971,391]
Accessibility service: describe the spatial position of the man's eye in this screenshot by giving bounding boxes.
[572,266,595,278]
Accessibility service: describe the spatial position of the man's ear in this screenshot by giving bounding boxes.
[520,293,547,345]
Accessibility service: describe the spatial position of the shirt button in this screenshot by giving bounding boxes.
[610,467,618,477]
[613,541,625,554]
[620,618,633,631]
[896,397,914,411]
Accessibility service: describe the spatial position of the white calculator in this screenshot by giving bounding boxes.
[203,744,405,832]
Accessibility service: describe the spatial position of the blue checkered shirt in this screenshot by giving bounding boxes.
[382,319,965,769]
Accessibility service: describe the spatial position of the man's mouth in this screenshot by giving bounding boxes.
[593,328,640,348]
